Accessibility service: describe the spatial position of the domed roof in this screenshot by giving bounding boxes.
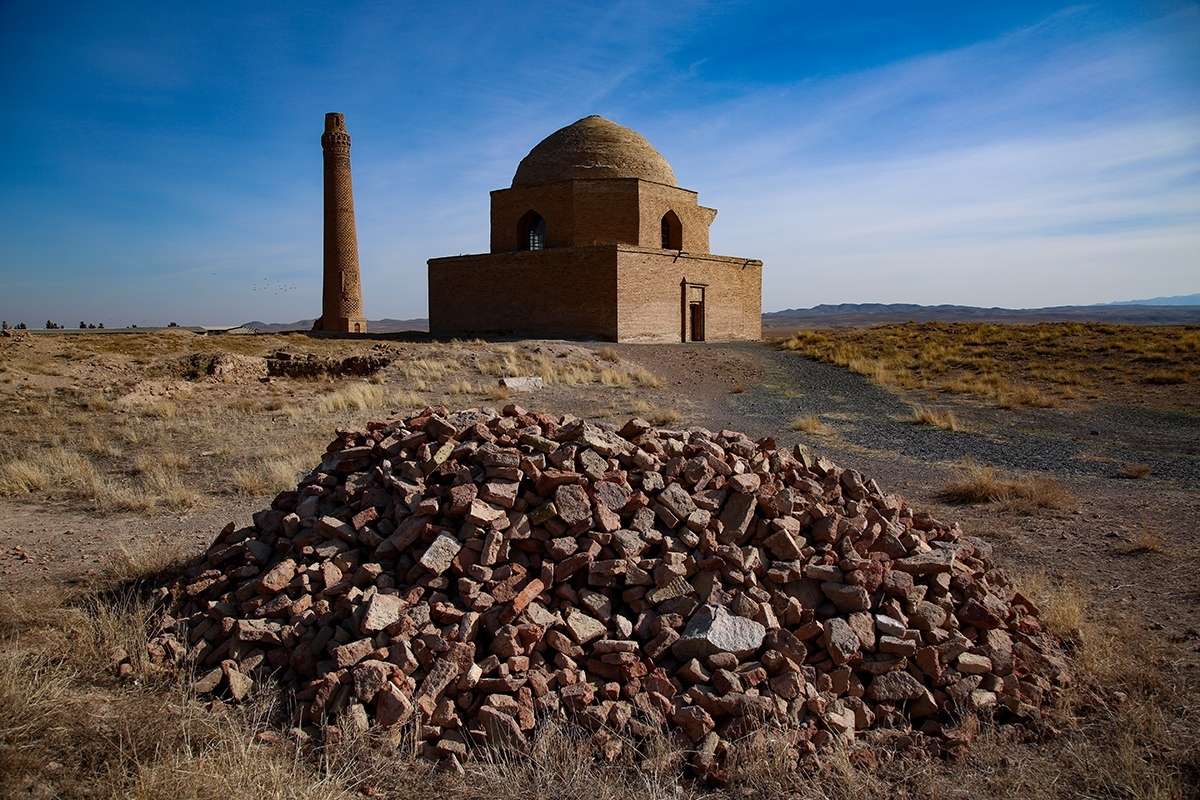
[511,116,677,188]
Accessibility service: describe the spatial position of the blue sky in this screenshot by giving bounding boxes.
[0,1,1197,326]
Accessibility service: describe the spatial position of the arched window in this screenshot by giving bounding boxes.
[519,211,546,251]
[661,211,682,250]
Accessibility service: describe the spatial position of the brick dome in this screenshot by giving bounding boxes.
[511,116,677,188]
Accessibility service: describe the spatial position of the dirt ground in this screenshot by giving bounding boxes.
[1,328,1197,799]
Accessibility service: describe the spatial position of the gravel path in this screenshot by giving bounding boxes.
[697,343,1200,486]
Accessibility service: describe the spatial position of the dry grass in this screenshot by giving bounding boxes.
[630,401,683,426]
[781,322,1200,411]
[1119,529,1166,556]
[232,456,309,497]
[595,346,621,363]
[788,414,834,436]
[1119,462,1153,479]
[535,356,663,389]
[0,332,674,518]
[908,405,962,431]
[1146,370,1188,385]
[0,445,98,495]
[942,459,1074,513]
[319,383,409,413]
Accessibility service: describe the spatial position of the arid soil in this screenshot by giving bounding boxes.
[1,328,1197,799]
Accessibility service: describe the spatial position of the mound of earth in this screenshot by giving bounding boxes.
[149,405,1070,775]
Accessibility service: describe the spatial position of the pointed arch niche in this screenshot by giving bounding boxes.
[518,210,546,251]
[661,210,682,250]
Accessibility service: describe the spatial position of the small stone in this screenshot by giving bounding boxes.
[258,559,296,593]
[821,582,871,612]
[823,618,861,666]
[330,638,374,670]
[874,614,907,638]
[564,609,607,645]
[466,498,506,527]
[419,534,463,575]
[728,473,761,494]
[893,549,956,575]
[657,482,698,520]
[554,484,592,526]
[672,604,766,660]
[672,705,715,742]
[360,593,404,634]
[957,653,994,675]
[866,670,926,701]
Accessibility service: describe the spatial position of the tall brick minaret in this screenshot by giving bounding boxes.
[316,112,366,333]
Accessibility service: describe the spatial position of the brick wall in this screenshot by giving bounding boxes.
[428,248,619,339]
[489,178,714,254]
[615,248,762,343]
[634,182,714,253]
[428,245,761,343]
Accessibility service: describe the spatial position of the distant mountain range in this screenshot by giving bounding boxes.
[761,301,1200,328]
[238,297,1199,334]
[242,318,430,333]
[1102,293,1200,306]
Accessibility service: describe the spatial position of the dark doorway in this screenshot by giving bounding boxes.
[689,302,705,342]
[682,282,707,342]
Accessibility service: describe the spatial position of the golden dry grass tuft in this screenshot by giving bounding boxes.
[232,456,310,497]
[0,445,98,495]
[595,346,621,363]
[1119,461,1153,479]
[788,414,834,436]
[1119,529,1166,556]
[630,401,683,426]
[908,405,962,431]
[942,459,1074,513]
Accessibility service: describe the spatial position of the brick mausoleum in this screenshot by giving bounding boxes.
[428,116,762,343]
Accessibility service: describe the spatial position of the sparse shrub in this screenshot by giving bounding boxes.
[1119,462,1152,479]
[630,401,683,426]
[141,398,180,419]
[1119,529,1165,555]
[0,447,98,496]
[595,346,620,363]
[909,405,961,431]
[788,414,833,435]
[942,459,1073,513]
[996,385,1057,409]
[1146,370,1187,385]
[232,458,307,497]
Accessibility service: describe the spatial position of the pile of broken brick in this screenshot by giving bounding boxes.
[149,405,1070,775]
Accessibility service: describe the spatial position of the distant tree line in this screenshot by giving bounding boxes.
[1,321,105,330]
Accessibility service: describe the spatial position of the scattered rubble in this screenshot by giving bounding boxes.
[265,350,392,379]
[150,405,1070,774]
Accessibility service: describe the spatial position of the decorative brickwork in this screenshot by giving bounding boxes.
[429,116,761,342]
[317,113,366,334]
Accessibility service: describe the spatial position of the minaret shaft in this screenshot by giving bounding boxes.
[318,112,366,333]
